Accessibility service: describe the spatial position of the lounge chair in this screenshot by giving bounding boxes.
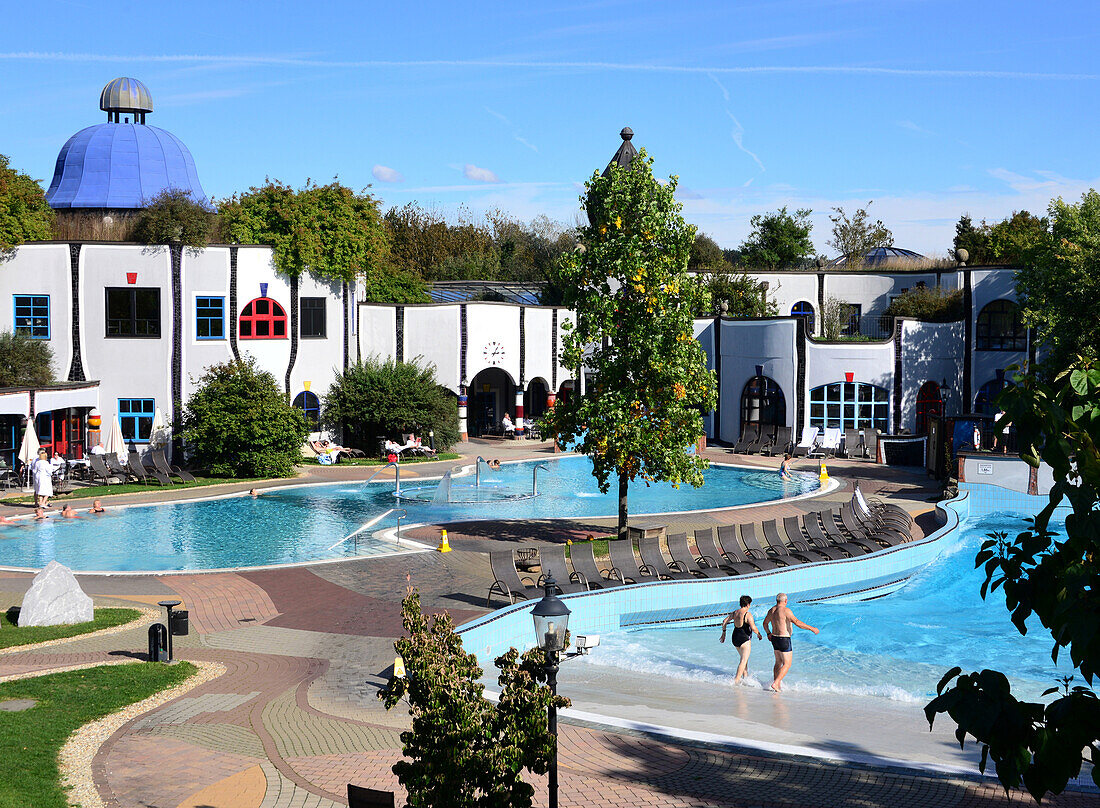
[570,542,623,588]
[88,455,120,485]
[819,427,842,457]
[762,426,792,457]
[853,484,911,525]
[792,426,819,457]
[638,534,694,580]
[864,428,880,462]
[129,452,171,485]
[744,424,772,455]
[760,520,812,564]
[782,516,846,559]
[487,551,541,605]
[844,428,864,458]
[667,532,725,578]
[106,454,134,481]
[820,507,894,551]
[737,524,792,569]
[732,423,759,454]
[849,500,912,540]
[716,525,783,571]
[538,545,589,594]
[838,505,908,547]
[695,528,756,575]
[800,512,873,556]
[607,539,642,584]
[150,448,196,482]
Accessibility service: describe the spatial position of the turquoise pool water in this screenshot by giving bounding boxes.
[0,456,818,572]
[582,513,1071,703]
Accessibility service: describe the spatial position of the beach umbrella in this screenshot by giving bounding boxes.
[150,407,171,449]
[17,422,40,466]
[104,415,127,463]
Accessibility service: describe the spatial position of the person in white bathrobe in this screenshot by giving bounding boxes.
[31,447,53,508]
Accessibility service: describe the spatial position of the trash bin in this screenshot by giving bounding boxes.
[148,623,168,661]
[169,609,189,636]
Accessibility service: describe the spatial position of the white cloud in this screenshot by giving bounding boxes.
[464,164,500,183]
[371,165,404,183]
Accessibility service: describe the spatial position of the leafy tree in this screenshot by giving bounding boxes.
[883,285,964,322]
[926,354,1100,801]
[989,211,1048,264]
[323,356,459,452]
[701,272,778,317]
[133,189,214,253]
[544,148,717,541]
[738,206,814,270]
[820,296,853,340]
[1016,190,1100,369]
[828,203,893,268]
[380,588,567,807]
[0,154,54,258]
[0,331,54,387]
[385,203,499,282]
[219,180,413,300]
[179,358,306,477]
[688,233,729,272]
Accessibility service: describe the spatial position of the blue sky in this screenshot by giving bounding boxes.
[3,0,1098,255]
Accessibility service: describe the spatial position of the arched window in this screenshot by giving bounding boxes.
[974,379,1006,416]
[810,382,889,432]
[915,380,942,434]
[791,301,815,333]
[740,376,786,426]
[976,299,1026,351]
[293,391,321,430]
[240,297,287,339]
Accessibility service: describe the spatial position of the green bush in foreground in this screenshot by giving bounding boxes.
[180,358,306,478]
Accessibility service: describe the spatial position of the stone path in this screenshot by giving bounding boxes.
[0,444,1094,807]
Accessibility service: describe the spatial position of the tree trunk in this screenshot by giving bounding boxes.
[617,470,629,542]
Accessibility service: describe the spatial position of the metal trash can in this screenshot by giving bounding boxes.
[169,609,189,636]
[148,623,168,661]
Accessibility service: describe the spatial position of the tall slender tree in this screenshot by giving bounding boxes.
[544,147,716,541]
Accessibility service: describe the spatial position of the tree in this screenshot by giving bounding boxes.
[702,272,778,318]
[544,149,717,541]
[738,206,814,270]
[133,189,214,252]
[0,154,54,258]
[323,356,459,452]
[926,354,1100,801]
[688,233,729,272]
[0,331,54,387]
[179,358,306,477]
[989,211,1047,265]
[380,588,566,807]
[953,214,993,264]
[1015,190,1100,369]
[883,286,964,322]
[828,203,893,268]
[820,296,852,340]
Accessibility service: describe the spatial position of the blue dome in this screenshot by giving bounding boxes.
[45,123,208,210]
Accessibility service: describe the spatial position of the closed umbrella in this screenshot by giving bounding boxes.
[150,408,171,449]
[104,415,127,464]
[17,422,40,490]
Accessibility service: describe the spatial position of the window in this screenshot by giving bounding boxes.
[976,299,1026,351]
[118,398,154,442]
[293,391,321,430]
[790,301,815,333]
[810,382,889,432]
[974,379,1006,416]
[106,288,160,337]
[842,303,862,337]
[195,296,225,339]
[14,295,49,339]
[740,376,786,426]
[915,380,943,434]
[240,297,287,339]
[300,297,326,338]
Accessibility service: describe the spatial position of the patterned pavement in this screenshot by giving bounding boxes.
[0,446,1095,807]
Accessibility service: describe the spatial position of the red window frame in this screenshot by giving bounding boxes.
[240,297,287,340]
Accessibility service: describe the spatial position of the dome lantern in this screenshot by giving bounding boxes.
[99,77,153,124]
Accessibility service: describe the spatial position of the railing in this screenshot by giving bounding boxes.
[532,463,550,495]
[363,461,400,494]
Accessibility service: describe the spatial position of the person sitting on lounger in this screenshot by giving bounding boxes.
[720,595,763,685]
[501,414,514,435]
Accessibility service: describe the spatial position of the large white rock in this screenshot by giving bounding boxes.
[19,561,93,627]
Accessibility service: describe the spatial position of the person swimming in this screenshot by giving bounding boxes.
[88,500,105,514]
[720,595,763,685]
[61,504,78,518]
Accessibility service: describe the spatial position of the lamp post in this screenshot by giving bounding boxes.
[531,575,570,808]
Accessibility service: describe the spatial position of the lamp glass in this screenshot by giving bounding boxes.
[531,580,571,653]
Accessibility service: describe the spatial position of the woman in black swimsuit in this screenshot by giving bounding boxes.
[720,595,763,685]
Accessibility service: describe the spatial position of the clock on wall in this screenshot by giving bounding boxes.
[482,341,506,366]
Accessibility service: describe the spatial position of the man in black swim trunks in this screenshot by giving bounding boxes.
[762,593,819,692]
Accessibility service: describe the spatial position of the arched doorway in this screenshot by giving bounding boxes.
[915,381,942,434]
[974,378,1006,416]
[469,367,516,437]
[293,391,321,431]
[556,380,575,407]
[524,378,549,423]
[739,376,786,428]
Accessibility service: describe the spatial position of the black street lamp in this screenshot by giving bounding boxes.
[531,575,570,808]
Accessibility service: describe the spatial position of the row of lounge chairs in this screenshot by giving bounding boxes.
[87,449,196,487]
[733,424,880,460]
[731,424,792,456]
[487,494,913,605]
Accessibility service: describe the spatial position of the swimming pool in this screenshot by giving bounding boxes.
[580,512,1070,704]
[0,456,820,573]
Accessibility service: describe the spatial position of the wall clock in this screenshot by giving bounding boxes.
[483,341,505,366]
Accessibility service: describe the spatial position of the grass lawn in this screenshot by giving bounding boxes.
[334,452,460,466]
[0,661,196,808]
[565,537,619,560]
[0,608,141,651]
[1,477,264,504]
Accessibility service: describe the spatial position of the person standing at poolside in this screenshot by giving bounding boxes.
[762,593,819,692]
[720,595,762,685]
[31,448,54,509]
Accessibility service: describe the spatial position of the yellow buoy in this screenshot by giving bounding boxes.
[819,463,829,482]
[438,529,452,553]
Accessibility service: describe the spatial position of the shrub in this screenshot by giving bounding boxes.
[0,331,54,387]
[179,358,306,477]
[0,154,54,258]
[133,189,214,252]
[324,356,459,452]
[883,286,964,322]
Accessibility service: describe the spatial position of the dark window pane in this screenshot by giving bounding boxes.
[240,321,251,337]
[273,321,284,336]
[256,320,269,336]
[256,299,269,315]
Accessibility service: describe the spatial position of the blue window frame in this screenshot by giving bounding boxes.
[790,301,815,333]
[293,391,321,430]
[14,295,49,339]
[195,296,225,340]
[118,398,155,442]
[809,382,889,432]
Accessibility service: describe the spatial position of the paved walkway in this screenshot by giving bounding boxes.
[0,443,1093,807]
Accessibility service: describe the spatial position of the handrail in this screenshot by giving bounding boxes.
[393,508,407,546]
[475,456,487,488]
[363,461,400,494]
[532,462,550,495]
[327,508,395,552]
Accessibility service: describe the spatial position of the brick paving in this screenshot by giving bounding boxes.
[0,447,1094,807]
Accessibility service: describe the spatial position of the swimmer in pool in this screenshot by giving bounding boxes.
[33,507,47,520]
[720,595,763,685]
[762,592,819,692]
[61,504,78,518]
[779,454,795,480]
[488,459,501,470]
[248,489,259,497]
[88,500,105,514]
